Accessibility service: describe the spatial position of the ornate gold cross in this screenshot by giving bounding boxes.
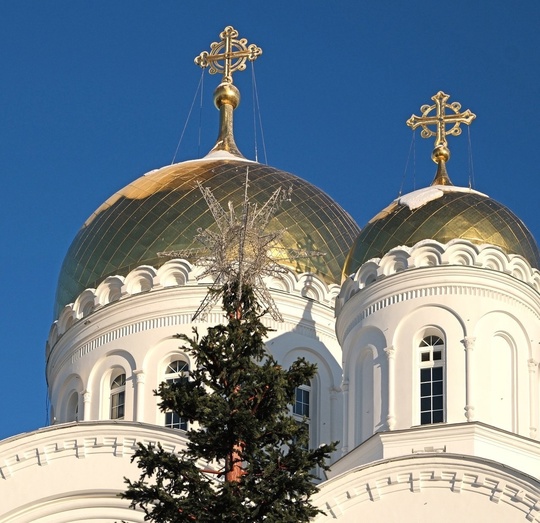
[406,91,476,148]
[195,26,262,84]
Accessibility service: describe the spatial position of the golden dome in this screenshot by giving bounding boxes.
[55,155,360,314]
[55,27,362,314]
[343,185,540,279]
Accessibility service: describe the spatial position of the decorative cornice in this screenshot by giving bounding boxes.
[0,421,189,481]
[340,278,540,344]
[328,421,540,479]
[339,239,540,311]
[47,259,340,355]
[337,240,540,344]
[313,453,540,521]
[52,308,337,370]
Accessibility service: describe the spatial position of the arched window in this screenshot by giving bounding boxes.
[419,335,445,425]
[164,360,189,430]
[293,382,312,447]
[294,385,310,418]
[110,373,126,420]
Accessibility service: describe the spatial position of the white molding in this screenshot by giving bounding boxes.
[0,421,192,523]
[0,421,189,480]
[339,239,540,309]
[48,260,339,353]
[337,262,540,345]
[47,286,339,379]
[328,422,540,480]
[314,453,540,521]
[47,265,339,380]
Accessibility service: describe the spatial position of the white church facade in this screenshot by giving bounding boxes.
[1,27,539,522]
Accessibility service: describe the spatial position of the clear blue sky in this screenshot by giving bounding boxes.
[2,1,540,440]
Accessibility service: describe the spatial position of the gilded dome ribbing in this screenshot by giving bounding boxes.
[343,185,540,279]
[56,156,360,315]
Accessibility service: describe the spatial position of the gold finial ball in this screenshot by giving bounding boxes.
[432,145,451,163]
[214,82,241,110]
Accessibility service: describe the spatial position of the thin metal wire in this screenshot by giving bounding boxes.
[399,131,416,197]
[236,167,251,301]
[413,130,416,190]
[467,126,475,189]
[251,63,259,162]
[198,70,205,158]
[251,62,268,164]
[171,69,205,165]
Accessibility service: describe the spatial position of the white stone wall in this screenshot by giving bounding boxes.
[338,240,540,450]
[46,262,344,459]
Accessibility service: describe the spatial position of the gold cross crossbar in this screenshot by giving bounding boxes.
[406,91,476,148]
[195,26,262,84]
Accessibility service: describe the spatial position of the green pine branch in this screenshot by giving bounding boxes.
[123,281,336,522]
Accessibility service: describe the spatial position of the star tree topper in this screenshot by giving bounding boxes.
[159,169,324,322]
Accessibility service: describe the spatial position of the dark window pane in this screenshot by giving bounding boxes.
[166,360,189,376]
[167,360,189,374]
[432,410,444,423]
[433,396,443,410]
[432,381,443,395]
[112,374,126,389]
[418,336,445,426]
[421,397,431,411]
[165,411,187,430]
[294,388,310,417]
[421,383,431,397]
[111,390,125,420]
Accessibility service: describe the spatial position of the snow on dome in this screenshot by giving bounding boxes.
[343,185,540,279]
[397,185,488,211]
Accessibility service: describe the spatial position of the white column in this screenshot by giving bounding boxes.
[134,370,146,422]
[528,359,538,439]
[329,386,339,445]
[384,345,396,430]
[462,336,476,422]
[82,390,92,421]
[330,387,343,458]
[341,379,349,455]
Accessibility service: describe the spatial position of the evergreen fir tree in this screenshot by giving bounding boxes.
[123,281,336,522]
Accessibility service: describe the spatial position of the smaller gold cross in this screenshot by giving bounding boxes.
[406,91,476,148]
[195,26,262,84]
